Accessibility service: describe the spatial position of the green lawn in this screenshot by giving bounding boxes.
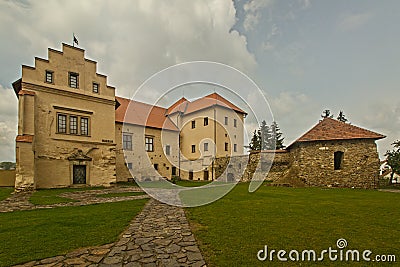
[29,187,104,205]
[186,184,400,266]
[0,187,13,201]
[0,199,148,266]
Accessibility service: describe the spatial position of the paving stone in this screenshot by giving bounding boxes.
[91,248,111,255]
[64,257,87,265]
[83,255,103,263]
[165,243,181,253]
[139,256,156,263]
[185,245,200,252]
[187,252,203,261]
[103,256,123,265]
[124,262,141,267]
[66,248,88,258]
[39,256,64,264]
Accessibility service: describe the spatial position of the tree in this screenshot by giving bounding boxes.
[248,120,286,151]
[271,121,285,149]
[259,120,272,150]
[0,162,15,170]
[249,130,261,151]
[385,140,400,184]
[321,109,333,119]
[337,111,348,123]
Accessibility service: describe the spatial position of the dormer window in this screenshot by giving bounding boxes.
[45,70,53,83]
[69,72,79,88]
[93,82,99,93]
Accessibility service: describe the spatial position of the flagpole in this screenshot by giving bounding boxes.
[72,33,74,47]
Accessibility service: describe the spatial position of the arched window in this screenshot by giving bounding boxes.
[334,151,344,170]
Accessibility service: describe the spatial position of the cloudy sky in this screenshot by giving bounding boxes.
[0,0,399,161]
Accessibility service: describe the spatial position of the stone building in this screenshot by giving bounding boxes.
[285,118,385,188]
[12,43,247,189]
[215,118,385,188]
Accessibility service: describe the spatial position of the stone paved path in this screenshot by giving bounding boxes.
[13,199,206,267]
[0,187,149,213]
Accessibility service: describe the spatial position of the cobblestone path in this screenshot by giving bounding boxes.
[1,188,206,266]
[12,199,206,267]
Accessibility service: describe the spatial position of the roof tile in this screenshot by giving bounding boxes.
[289,118,385,147]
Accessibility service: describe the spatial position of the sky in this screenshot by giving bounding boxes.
[0,0,399,161]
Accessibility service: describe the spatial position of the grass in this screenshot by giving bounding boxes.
[96,191,146,198]
[176,180,212,187]
[186,184,400,266]
[29,187,104,205]
[0,187,13,201]
[0,199,148,266]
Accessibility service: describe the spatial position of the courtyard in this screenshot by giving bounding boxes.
[0,182,399,266]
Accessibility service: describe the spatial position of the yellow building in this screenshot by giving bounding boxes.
[12,44,246,189]
[13,44,116,190]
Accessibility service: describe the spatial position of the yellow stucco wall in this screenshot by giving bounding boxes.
[15,43,116,189]
[0,170,16,187]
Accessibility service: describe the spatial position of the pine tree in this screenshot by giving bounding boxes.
[321,109,333,119]
[249,130,261,151]
[337,111,348,123]
[259,120,272,150]
[271,121,285,149]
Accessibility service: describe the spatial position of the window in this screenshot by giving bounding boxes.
[204,117,208,126]
[92,83,99,93]
[191,145,196,153]
[225,142,229,151]
[145,136,154,152]
[57,114,67,133]
[334,151,344,170]
[191,120,196,129]
[234,144,237,152]
[45,70,53,83]
[80,117,89,136]
[69,72,79,88]
[123,133,132,150]
[172,166,177,176]
[204,142,209,152]
[154,164,158,170]
[127,163,132,169]
[224,116,228,125]
[165,145,171,155]
[234,119,237,127]
[57,113,90,135]
[70,116,78,134]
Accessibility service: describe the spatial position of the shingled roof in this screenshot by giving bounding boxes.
[288,117,385,148]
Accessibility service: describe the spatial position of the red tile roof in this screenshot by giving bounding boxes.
[166,97,189,114]
[16,135,34,143]
[166,93,246,115]
[288,118,385,148]
[115,96,178,131]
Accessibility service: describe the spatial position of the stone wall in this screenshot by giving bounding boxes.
[289,139,380,189]
[214,139,380,189]
[214,151,290,182]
